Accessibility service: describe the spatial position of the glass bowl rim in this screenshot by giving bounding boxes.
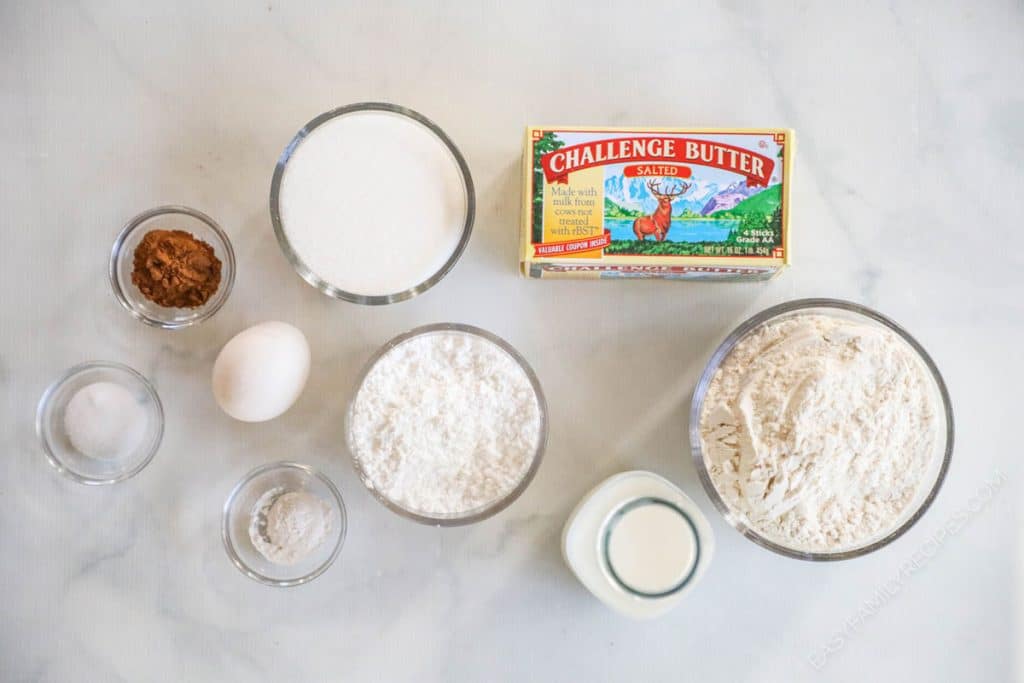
[688,297,955,562]
[221,461,348,587]
[35,360,165,485]
[268,102,476,306]
[345,322,549,526]
[109,204,236,329]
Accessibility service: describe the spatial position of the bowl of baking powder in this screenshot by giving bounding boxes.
[691,299,954,561]
[346,323,548,525]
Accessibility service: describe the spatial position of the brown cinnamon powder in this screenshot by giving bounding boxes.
[131,229,222,308]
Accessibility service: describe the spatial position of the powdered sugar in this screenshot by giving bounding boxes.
[348,330,542,516]
[699,314,943,552]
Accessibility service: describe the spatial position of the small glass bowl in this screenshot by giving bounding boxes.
[690,298,954,561]
[109,205,236,329]
[345,323,548,526]
[222,462,346,586]
[269,102,475,305]
[36,361,164,485]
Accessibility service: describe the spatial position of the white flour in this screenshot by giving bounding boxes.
[699,314,942,552]
[249,489,333,565]
[349,331,542,515]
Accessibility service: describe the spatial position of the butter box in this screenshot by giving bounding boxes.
[520,127,793,280]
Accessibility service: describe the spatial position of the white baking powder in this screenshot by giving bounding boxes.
[700,314,943,552]
[249,489,334,566]
[349,331,542,515]
[278,109,467,297]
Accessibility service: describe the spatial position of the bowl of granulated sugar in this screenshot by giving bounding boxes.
[270,103,474,305]
[346,323,548,525]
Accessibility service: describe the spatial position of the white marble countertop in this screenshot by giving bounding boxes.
[2,1,1021,681]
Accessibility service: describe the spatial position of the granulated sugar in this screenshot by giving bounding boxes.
[699,314,943,552]
[348,330,542,515]
[278,109,467,297]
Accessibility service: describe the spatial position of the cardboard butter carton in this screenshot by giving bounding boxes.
[520,127,794,280]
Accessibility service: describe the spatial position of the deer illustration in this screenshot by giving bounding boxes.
[632,179,690,241]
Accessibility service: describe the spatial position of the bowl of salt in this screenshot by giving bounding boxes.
[36,361,164,485]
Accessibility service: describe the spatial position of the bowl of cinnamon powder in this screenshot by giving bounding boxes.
[110,205,235,329]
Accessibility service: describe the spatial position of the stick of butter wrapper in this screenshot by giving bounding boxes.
[520,126,794,281]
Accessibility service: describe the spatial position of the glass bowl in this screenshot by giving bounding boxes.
[109,205,236,329]
[222,462,346,586]
[269,102,475,305]
[689,298,954,561]
[345,323,548,526]
[36,361,164,485]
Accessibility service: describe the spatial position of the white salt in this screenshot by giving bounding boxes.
[63,382,147,459]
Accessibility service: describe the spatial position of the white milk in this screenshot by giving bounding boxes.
[278,110,467,297]
[562,471,714,619]
[605,500,697,595]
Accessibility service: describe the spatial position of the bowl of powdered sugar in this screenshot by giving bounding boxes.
[691,299,953,560]
[346,323,547,525]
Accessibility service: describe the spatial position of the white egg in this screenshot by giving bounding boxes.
[212,321,311,422]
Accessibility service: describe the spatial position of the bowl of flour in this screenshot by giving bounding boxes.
[691,299,953,560]
[346,323,547,525]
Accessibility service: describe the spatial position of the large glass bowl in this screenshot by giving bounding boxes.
[269,102,475,305]
[345,323,548,526]
[689,298,954,561]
